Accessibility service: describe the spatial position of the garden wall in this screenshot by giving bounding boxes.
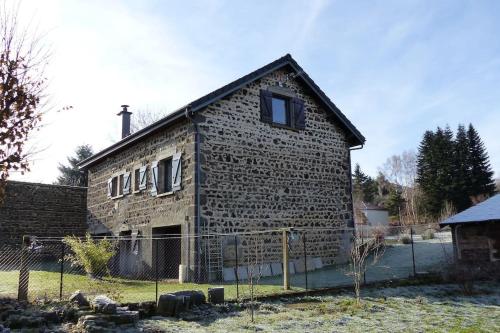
[0,181,88,247]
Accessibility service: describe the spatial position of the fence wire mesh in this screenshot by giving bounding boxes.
[0,224,453,303]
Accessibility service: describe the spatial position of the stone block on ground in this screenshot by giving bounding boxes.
[156,294,177,317]
[208,287,224,304]
[69,290,89,307]
[92,295,117,314]
[223,267,236,281]
[271,262,282,276]
[171,290,206,306]
[312,257,323,270]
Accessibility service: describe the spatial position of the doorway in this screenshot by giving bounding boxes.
[152,225,182,279]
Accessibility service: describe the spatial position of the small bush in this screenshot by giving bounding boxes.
[400,234,412,244]
[422,229,435,240]
[64,233,116,278]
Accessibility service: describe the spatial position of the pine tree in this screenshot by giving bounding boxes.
[417,130,440,216]
[467,124,495,199]
[452,125,471,211]
[385,188,405,217]
[56,145,93,186]
[352,164,377,203]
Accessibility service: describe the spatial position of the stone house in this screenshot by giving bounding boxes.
[79,54,365,282]
[441,194,500,269]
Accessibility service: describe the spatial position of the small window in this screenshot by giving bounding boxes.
[271,96,289,125]
[118,174,124,196]
[111,177,118,197]
[158,158,173,194]
[134,168,140,192]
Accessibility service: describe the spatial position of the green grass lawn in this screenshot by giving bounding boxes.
[0,270,298,303]
[140,282,500,333]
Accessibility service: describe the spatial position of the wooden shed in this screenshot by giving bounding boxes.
[440,194,500,264]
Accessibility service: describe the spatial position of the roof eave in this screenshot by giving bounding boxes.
[79,54,365,169]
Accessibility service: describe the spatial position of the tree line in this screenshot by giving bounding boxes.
[353,124,497,224]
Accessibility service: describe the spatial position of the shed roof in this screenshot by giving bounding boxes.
[78,54,365,169]
[440,194,500,225]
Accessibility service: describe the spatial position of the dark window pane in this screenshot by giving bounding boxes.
[272,97,287,125]
[163,159,173,193]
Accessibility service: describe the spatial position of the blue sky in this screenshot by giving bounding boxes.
[12,0,500,182]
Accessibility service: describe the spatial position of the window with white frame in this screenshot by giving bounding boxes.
[151,152,182,196]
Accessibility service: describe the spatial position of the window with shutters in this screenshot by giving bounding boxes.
[158,157,173,194]
[108,172,127,199]
[133,166,147,193]
[260,88,305,130]
[151,152,182,197]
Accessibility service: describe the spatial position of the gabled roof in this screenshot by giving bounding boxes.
[79,54,365,169]
[440,194,500,225]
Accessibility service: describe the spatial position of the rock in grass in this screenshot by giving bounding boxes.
[208,287,224,304]
[92,295,117,314]
[69,290,89,307]
[156,294,177,317]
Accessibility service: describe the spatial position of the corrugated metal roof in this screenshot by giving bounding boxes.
[440,194,500,225]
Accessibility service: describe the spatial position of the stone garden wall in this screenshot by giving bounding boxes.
[0,181,88,247]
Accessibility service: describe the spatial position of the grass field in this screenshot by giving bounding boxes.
[140,282,500,333]
[0,270,297,303]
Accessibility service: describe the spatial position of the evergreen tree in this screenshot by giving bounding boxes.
[467,124,495,198]
[417,130,441,216]
[56,145,93,186]
[452,125,472,211]
[352,164,377,203]
[385,187,405,217]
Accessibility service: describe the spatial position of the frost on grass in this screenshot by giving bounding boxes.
[139,282,500,333]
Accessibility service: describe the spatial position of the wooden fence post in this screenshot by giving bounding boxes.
[18,235,30,301]
[282,229,290,290]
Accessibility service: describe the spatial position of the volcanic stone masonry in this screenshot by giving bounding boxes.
[0,181,87,248]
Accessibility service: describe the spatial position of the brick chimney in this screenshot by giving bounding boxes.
[117,105,132,139]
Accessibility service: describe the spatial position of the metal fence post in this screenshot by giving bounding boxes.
[303,233,308,292]
[234,235,239,299]
[18,235,30,301]
[59,241,65,301]
[410,227,416,277]
[155,239,159,303]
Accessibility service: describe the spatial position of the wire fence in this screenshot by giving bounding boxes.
[0,224,454,304]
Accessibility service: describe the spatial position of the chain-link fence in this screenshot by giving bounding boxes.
[0,224,453,304]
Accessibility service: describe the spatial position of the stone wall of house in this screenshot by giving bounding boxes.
[86,118,197,277]
[0,181,87,248]
[196,68,354,275]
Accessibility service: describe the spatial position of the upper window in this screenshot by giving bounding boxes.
[271,96,289,126]
[260,89,306,130]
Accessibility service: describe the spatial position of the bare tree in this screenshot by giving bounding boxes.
[246,233,264,323]
[0,1,49,202]
[496,178,500,193]
[380,150,421,224]
[130,108,168,133]
[348,231,385,306]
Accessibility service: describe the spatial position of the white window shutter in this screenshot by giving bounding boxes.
[172,152,182,192]
[139,166,147,190]
[123,172,131,195]
[150,161,159,196]
[107,178,113,198]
